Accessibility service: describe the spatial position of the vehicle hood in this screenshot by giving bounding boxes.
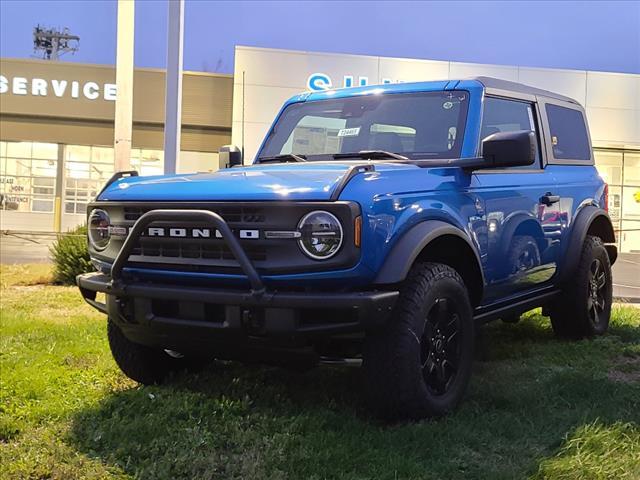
[97,162,419,201]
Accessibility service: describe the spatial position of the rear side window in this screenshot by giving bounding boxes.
[545,104,591,160]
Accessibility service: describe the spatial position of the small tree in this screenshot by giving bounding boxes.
[49,224,93,285]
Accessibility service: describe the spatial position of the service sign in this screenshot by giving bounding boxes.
[0,75,117,101]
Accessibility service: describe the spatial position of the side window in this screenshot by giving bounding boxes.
[545,104,590,161]
[481,97,540,168]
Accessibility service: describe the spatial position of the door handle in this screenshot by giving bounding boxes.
[540,193,560,206]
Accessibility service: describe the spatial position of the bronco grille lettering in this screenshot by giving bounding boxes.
[111,226,262,239]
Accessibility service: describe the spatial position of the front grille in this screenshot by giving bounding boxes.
[122,205,270,270]
[93,201,360,276]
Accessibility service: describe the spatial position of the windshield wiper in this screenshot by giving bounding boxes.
[256,153,307,164]
[333,150,409,161]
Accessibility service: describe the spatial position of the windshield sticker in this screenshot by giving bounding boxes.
[337,127,361,137]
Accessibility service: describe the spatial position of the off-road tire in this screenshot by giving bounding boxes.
[108,319,207,384]
[550,235,612,339]
[363,263,474,420]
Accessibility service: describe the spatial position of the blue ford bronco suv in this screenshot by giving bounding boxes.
[77,77,617,420]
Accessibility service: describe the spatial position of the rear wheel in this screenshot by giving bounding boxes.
[363,263,474,420]
[108,319,208,384]
[550,235,612,339]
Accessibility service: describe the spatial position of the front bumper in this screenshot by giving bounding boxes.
[78,271,398,341]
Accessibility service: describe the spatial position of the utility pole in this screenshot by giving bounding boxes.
[114,0,135,172]
[163,0,185,174]
[33,26,79,60]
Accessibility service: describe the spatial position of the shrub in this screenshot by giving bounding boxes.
[49,224,93,285]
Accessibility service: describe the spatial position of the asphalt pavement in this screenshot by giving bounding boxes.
[1,232,56,264]
[1,232,639,302]
[613,252,640,302]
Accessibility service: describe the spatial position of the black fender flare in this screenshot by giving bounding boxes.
[559,205,617,282]
[374,219,485,288]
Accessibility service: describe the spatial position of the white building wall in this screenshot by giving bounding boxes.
[232,46,640,162]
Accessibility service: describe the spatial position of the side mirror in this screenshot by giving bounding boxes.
[481,130,536,168]
[218,145,243,168]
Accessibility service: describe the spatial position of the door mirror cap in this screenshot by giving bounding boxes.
[219,145,243,168]
[481,130,536,169]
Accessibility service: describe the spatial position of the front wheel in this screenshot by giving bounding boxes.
[363,263,474,420]
[107,319,208,385]
[550,235,613,339]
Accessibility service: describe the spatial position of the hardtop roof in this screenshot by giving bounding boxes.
[472,76,578,104]
[299,76,578,105]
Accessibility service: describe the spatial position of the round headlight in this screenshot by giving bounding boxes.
[88,209,111,251]
[297,210,343,260]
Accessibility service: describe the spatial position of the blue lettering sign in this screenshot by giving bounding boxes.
[307,73,332,91]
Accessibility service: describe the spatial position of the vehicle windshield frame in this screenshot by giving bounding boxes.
[257,90,470,162]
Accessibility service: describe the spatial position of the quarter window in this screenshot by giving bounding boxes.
[545,104,590,161]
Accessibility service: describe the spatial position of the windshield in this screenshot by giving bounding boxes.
[258,91,469,161]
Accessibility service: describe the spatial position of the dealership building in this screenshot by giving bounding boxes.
[0,46,639,252]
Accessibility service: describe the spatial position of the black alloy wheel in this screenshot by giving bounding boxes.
[587,258,607,328]
[421,298,462,396]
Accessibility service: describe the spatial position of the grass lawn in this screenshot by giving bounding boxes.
[1,264,639,479]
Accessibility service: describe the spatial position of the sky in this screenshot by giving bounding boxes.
[0,0,639,75]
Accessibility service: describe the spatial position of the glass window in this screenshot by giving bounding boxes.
[480,97,540,167]
[63,145,115,215]
[66,161,90,179]
[545,104,590,161]
[92,146,114,164]
[620,152,640,253]
[0,141,58,213]
[66,145,91,162]
[623,152,640,185]
[32,143,58,160]
[31,159,57,177]
[179,151,218,173]
[594,150,623,186]
[6,142,32,158]
[133,149,164,176]
[260,91,469,160]
[607,184,623,227]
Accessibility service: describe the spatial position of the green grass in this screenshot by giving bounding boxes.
[1,265,639,479]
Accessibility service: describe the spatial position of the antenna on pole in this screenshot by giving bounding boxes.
[33,25,80,60]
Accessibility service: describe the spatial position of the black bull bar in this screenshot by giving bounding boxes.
[77,209,399,336]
